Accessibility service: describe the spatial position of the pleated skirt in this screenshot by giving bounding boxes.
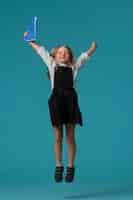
[48,88,83,126]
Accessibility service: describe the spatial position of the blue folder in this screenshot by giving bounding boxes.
[24,16,38,41]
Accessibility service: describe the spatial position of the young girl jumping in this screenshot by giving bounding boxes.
[24,33,96,182]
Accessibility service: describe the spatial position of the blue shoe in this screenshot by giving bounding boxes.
[24,16,38,42]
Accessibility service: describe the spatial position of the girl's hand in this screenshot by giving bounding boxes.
[24,31,40,49]
[91,41,97,50]
[86,41,97,56]
[24,31,28,37]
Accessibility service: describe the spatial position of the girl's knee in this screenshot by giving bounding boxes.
[53,125,63,143]
[55,134,63,143]
[66,131,75,143]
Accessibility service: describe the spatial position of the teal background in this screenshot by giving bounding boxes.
[0,0,133,199]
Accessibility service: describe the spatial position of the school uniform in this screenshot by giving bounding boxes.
[36,46,90,126]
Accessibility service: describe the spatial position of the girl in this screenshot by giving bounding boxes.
[24,35,97,182]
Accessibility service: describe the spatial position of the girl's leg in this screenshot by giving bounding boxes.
[65,124,76,167]
[53,125,63,167]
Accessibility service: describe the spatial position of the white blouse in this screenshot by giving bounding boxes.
[36,46,90,90]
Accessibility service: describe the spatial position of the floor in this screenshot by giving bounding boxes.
[0,182,133,200]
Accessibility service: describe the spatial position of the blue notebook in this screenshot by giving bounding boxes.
[24,16,38,41]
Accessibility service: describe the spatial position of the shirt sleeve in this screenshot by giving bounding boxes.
[75,52,90,69]
[35,46,54,69]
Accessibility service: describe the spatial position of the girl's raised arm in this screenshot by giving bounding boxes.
[75,41,97,69]
[29,41,41,50]
[26,39,53,68]
[86,41,97,57]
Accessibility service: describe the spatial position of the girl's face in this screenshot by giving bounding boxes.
[54,46,71,64]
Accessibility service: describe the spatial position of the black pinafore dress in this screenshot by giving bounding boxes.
[48,65,83,126]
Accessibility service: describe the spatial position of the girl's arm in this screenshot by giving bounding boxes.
[29,41,41,50]
[86,41,97,56]
[24,34,53,68]
[75,41,97,69]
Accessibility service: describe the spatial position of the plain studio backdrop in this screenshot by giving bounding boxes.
[0,0,133,199]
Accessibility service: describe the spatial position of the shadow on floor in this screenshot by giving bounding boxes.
[64,184,133,199]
